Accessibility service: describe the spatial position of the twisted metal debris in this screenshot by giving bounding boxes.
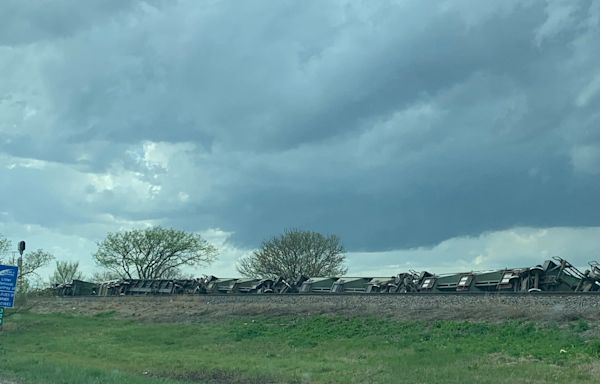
[53,257,600,296]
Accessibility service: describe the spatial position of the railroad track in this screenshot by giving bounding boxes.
[48,291,600,298]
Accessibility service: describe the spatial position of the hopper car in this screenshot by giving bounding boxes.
[53,257,600,296]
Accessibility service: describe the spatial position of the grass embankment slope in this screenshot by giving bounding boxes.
[1,310,600,384]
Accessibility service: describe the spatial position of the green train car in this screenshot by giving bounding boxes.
[54,257,600,296]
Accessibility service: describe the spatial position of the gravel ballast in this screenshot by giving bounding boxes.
[24,294,600,322]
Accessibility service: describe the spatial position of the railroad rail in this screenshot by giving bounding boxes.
[50,291,600,296]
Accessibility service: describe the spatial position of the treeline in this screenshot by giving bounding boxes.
[0,227,347,290]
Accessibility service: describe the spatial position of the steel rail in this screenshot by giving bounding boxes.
[48,291,600,299]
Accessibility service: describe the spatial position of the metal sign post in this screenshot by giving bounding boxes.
[17,241,25,294]
[0,307,4,330]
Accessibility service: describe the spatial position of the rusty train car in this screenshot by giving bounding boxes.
[53,257,600,296]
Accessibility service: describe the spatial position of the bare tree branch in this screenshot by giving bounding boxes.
[21,249,55,278]
[0,234,10,262]
[50,261,84,285]
[237,229,347,280]
[94,226,218,279]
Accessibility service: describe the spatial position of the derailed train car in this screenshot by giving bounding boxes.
[54,257,600,296]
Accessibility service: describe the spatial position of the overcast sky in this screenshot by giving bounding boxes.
[1,0,600,279]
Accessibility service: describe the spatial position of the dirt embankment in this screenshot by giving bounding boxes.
[25,294,600,322]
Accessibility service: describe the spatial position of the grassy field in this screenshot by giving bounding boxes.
[1,311,600,384]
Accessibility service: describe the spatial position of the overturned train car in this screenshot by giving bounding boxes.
[54,257,600,296]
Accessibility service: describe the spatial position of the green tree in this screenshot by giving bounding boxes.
[50,261,84,285]
[93,226,218,279]
[237,229,347,280]
[16,249,55,296]
[21,249,55,280]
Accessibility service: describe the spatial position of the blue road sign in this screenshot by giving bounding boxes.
[0,264,19,308]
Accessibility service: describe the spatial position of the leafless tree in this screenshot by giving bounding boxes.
[50,261,84,285]
[89,270,122,282]
[237,229,347,280]
[0,234,10,261]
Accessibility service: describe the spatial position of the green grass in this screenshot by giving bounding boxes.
[1,312,600,383]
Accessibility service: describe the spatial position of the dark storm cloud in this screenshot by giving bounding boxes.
[2,0,600,253]
[0,0,143,46]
